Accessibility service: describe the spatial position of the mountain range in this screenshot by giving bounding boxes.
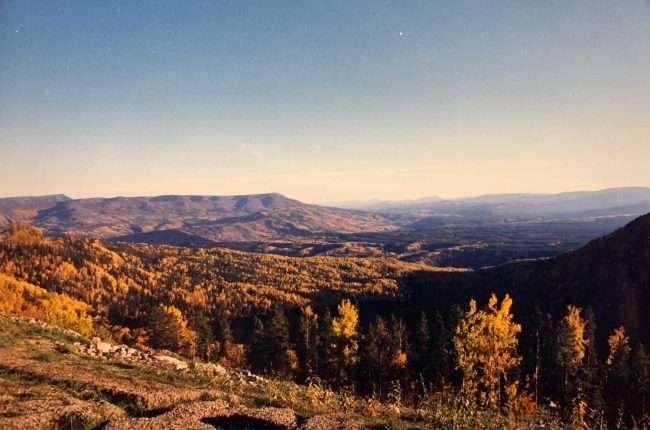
[334,186,650,218]
[0,187,648,248]
[0,193,401,242]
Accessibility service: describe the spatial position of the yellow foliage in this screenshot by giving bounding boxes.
[0,272,93,336]
[454,294,522,407]
[332,299,359,366]
[391,350,408,368]
[606,325,631,367]
[556,305,588,372]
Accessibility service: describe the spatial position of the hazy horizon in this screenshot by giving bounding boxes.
[3,185,650,207]
[2,1,649,202]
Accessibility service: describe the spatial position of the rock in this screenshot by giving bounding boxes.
[89,337,112,354]
[95,341,112,354]
[155,355,188,370]
[194,362,227,377]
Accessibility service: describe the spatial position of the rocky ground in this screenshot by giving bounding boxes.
[0,314,368,430]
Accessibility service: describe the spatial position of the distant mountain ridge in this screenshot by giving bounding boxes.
[0,193,400,242]
[1,187,648,246]
[0,194,72,227]
[334,187,650,216]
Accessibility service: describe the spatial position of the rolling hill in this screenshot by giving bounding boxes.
[0,193,402,242]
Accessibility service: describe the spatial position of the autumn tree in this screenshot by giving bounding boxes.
[388,315,409,383]
[331,299,359,386]
[605,326,632,420]
[555,305,588,422]
[454,294,522,408]
[577,308,604,423]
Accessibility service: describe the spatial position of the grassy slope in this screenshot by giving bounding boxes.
[0,312,565,430]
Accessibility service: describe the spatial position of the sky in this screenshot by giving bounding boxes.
[1,1,649,203]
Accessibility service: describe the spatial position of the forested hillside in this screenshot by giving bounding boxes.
[0,223,443,322]
[1,220,649,428]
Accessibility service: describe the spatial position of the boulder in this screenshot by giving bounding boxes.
[155,355,188,370]
[95,341,112,354]
[194,362,227,377]
[90,337,112,354]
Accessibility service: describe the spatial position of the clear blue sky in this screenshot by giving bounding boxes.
[1,1,649,202]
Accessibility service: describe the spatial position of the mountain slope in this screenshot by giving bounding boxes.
[0,193,400,242]
[0,194,71,226]
[486,212,650,345]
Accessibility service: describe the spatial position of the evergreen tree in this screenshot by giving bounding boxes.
[430,310,453,386]
[148,304,196,355]
[412,311,431,381]
[295,305,319,382]
[247,316,267,373]
[214,309,233,345]
[264,306,297,378]
[318,308,336,384]
[630,343,650,419]
[578,308,604,423]
[193,310,214,361]
[360,315,391,396]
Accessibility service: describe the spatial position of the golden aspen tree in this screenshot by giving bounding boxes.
[607,326,631,367]
[556,306,587,374]
[454,298,483,398]
[605,325,632,412]
[332,299,359,384]
[454,294,521,407]
[555,305,588,423]
[481,294,522,406]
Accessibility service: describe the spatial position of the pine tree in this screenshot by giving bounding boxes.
[318,308,336,384]
[295,305,319,381]
[360,315,391,396]
[578,308,604,423]
[630,343,650,420]
[193,310,214,361]
[212,309,233,360]
[430,310,453,386]
[247,316,267,373]
[412,311,431,381]
[214,310,233,345]
[148,304,196,355]
[264,306,297,378]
